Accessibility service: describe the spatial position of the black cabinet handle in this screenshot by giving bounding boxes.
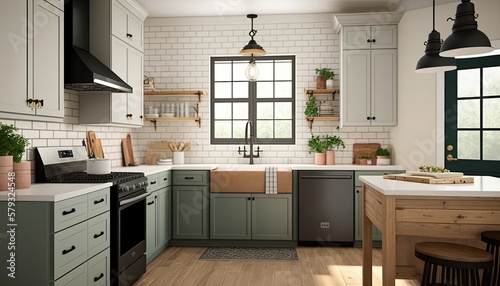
[184,176,194,180]
[62,208,76,216]
[367,39,371,43]
[147,201,155,206]
[62,245,76,255]
[372,116,376,120]
[356,190,360,194]
[163,177,168,181]
[94,273,104,282]
[252,197,255,201]
[94,198,105,205]
[247,197,251,200]
[150,181,157,185]
[127,33,132,39]
[367,116,370,120]
[372,39,376,43]
[93,231,105,239]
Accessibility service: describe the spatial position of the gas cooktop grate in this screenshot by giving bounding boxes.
[47,171,144,185]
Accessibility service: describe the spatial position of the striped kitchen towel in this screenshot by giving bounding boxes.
[265,166,277,194]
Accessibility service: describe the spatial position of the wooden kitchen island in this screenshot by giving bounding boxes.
[360,175,500,286]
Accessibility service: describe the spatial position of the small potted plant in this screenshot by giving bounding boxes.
[359,154,371,165]
[376,148,391,165]
[304,95,318,118]
[315,68,335,89]
[324,131,345,165]
[0,123,30,189]
[308,134,327,165]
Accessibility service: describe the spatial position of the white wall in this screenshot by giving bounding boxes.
[393,0,500,170]
[140,14,392,164]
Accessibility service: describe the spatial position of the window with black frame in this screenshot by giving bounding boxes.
[210,55,295,145]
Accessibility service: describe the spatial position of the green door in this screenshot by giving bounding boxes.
[210,194,251,239]
[145,193,157,259]
[172,186,209,239]
[251,194,292,240]
[444,55,500,177]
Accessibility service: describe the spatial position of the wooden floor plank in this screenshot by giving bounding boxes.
[133,246,419,286]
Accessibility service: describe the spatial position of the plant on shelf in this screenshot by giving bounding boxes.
[304,95,318,118]
[315,67,335,89]
[375,148,391,165]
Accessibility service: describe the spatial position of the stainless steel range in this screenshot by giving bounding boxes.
[35,146,148,286]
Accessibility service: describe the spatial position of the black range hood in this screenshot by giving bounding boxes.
[64,0,132,93]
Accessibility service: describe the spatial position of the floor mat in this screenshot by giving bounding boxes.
[199,247,298,261]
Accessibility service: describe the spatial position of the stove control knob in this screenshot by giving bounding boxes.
[121,185,129,193]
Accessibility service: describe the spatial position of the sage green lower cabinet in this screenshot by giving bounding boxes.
[0,187,111,286]
[145,171,171,263]
[210,194,292,240]
[172,185,209,239]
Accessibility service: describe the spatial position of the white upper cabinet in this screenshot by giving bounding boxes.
[112,0,143,52]
[342,25,397,50]
[0,0,63,121]
[334,12,402,127]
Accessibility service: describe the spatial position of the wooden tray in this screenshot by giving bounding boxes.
[383,174,474,184]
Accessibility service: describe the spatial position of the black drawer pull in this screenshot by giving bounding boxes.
[94,198,105,205]
[163,177,168,181]
[184,176,194,180]
[62,245,76,255]
[150,181,157,185]
[94,273,104,282]
[147,201,155,206]
[93,231,105,239]
[62,208,76,216]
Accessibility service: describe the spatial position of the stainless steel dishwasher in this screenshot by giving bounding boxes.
[298,170,354,245]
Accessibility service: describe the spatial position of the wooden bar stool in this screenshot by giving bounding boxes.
[415,242,493,286]
[481,231,500,286]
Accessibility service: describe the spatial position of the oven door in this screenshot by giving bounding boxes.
[118,190,148,274]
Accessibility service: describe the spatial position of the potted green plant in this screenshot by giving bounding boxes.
[324,134,345,165]
[304,95,318,118]
[308,134,327,165]
[315,68,335,89]
[376,148,391,165]
[0,123,30,189]
[359,154,371,165]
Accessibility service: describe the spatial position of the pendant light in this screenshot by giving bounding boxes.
[415,0,456,73]
[440,0,493,58]
[240,14,266,81]
[240,14,266,55]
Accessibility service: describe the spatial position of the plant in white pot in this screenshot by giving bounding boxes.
[325,134,345,165]
[0,123,30,189]
[308,134,328,165]
[376,148,391,165]
[315,68,335,89]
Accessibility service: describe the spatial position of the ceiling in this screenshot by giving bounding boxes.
[136,0,459,18]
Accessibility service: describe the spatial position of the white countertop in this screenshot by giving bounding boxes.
[0,182,112,202]
[360,175,500,197]
[290,164,404,171]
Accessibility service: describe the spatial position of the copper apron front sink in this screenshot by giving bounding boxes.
[210,165,292,193]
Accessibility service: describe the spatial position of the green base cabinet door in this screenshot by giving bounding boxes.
[252,194,292,240]
[210,194,251,239]
[158,187,170,246]
[145,192,157,259]
[172,186,209,239]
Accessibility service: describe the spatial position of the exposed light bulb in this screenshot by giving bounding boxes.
[245,58,259,81]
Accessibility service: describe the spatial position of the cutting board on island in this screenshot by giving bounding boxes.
[383,173,474,184]
[352,143,380,164]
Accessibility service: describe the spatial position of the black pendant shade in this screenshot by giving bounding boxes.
[416,31,456,73]
[240,14,266,55]
[440,0,493,57]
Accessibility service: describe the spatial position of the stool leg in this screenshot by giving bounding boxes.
[421,261,431,285]
[431,263,438,285]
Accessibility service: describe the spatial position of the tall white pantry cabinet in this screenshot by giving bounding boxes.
[0,0,64,121]
[334,13,403,127]
[79,0,147,127]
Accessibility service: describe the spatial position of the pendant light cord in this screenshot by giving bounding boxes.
[432,0,436,32]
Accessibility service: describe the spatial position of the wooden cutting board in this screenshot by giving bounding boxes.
[122,134,137,166]
[352,143,380,164]
[146,141,170,165]
[94,139,104,159]
[383,174,474,184]
[86,131,97,158]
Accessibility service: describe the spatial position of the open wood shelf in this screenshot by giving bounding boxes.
[305,116,340,130]
[143,116,202,130]
[304,88,339,99]
[144,90,206,102]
